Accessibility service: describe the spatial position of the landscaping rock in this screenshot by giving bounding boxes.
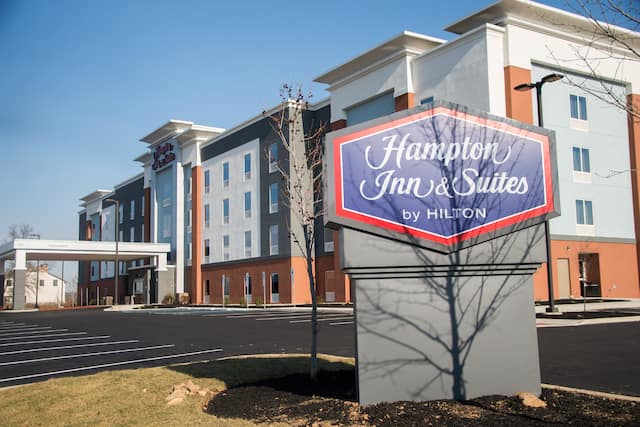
[515,391,547,408]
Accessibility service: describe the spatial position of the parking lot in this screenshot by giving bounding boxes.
[2,307,639,398]
[0,308,355,387]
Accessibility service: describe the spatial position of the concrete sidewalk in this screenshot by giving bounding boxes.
[535,298,640,327]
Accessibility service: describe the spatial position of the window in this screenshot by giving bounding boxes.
[271,273,279,294]
[269,143,278,173]
[222,275,230,296]
[244,230,252,258]
[346,92,395,126]
[244,153,251,180]
[39,279,44,287]
[91,265,95,277]
[141,224,145,241]
[223,198,230,224]
[204,170,210,193]
[572,147,591,173]
[53,279,58,287]
[130,200,135,220]
[324,227,334,252]
[186,208,192,228]
[570,94,587,120]
[222,162,229,188]
[119,229,124,242]
[269,224,279,255]
[245,274,252,296]
[269,183,278,213]
[205,279,210,296]
[420,96,434,105]
[223,235,230,261]
[244,191,251,218]
[204,204,210,228]
[141,196,145,217]
[204,239,210,257]
[130,226,135,242]
[576,199,594,225]
[118,204,124,224]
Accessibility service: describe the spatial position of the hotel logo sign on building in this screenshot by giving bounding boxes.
[326,102,558,251]
[152,142,176,170]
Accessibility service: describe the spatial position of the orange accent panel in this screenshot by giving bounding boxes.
[394,92,415,112]
[504,66,534,124]
[191,165,203,304]
[532,239,640,300]
[627,93,640,288]
[331,120,347,131]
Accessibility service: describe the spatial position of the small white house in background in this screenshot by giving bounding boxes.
[3,264,68,308]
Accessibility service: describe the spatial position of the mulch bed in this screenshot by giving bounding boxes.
[206,369,640,426]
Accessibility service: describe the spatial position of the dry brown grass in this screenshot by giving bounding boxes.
[0,354,354,427]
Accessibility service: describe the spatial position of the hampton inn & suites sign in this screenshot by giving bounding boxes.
[326,101,559,252]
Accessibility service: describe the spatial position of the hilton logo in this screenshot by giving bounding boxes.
[152,142,176,170]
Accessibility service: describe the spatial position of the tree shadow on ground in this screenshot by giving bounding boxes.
[167,355,355,397]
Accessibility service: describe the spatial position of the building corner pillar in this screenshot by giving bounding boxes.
[191,165,203,304]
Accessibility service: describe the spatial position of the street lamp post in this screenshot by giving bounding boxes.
[28,233,41,309]
[105,199,120,305]
[515,73,564,313]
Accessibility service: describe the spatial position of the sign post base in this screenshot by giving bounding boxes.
[341,225,545,405]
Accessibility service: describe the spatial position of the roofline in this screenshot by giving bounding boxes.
[113,172,144,190]
[314,30,446,84]
[445,0,640,40]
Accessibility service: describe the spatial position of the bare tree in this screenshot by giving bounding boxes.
[7,224,36,241]
[266,84,327,380]
[549,0,639,118]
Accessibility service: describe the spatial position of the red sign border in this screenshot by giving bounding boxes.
[333,106,554,246]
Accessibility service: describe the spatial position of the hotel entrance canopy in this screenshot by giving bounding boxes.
[0,239,170,310]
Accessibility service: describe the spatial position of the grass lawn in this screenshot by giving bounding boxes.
[0,354,354,427]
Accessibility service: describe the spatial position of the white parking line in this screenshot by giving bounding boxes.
[290,316,354,324]
[0,323,29,329]
[0,332,86,342]
[0,344,176,366]
[222,312,308,319]
[0,348,224,383]
[0,326,52,333]
[0,335,110,347]
[0,329,68,337]
[254,313,352,321]
[0,340,140,356]
[329,321,354,326]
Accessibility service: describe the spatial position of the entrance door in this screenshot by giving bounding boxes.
[556,258,571,299]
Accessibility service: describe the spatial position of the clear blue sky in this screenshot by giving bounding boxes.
[1,0,569,243]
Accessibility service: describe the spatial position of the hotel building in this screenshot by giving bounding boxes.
[77,0,640,304]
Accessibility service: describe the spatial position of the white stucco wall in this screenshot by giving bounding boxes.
[530,64,634,240]
[329,56,413,122]
[504,20,640,94]
[412,24,506,116]
[201,138,260,263]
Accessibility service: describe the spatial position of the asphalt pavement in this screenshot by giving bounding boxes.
[1,305,639,398]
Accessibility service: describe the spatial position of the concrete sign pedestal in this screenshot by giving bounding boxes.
[341,226,545,404]
[325,101,560,405]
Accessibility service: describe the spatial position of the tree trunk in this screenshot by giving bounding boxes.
[304,226,319,381]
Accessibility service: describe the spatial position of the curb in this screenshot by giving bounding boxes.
[536,315,640,328]
[542,383,640,402]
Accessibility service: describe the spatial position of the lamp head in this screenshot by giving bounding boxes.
[541,73,564,84]
[514,82,535,92]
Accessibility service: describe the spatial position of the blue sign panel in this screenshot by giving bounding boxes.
[331,105,555,246]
